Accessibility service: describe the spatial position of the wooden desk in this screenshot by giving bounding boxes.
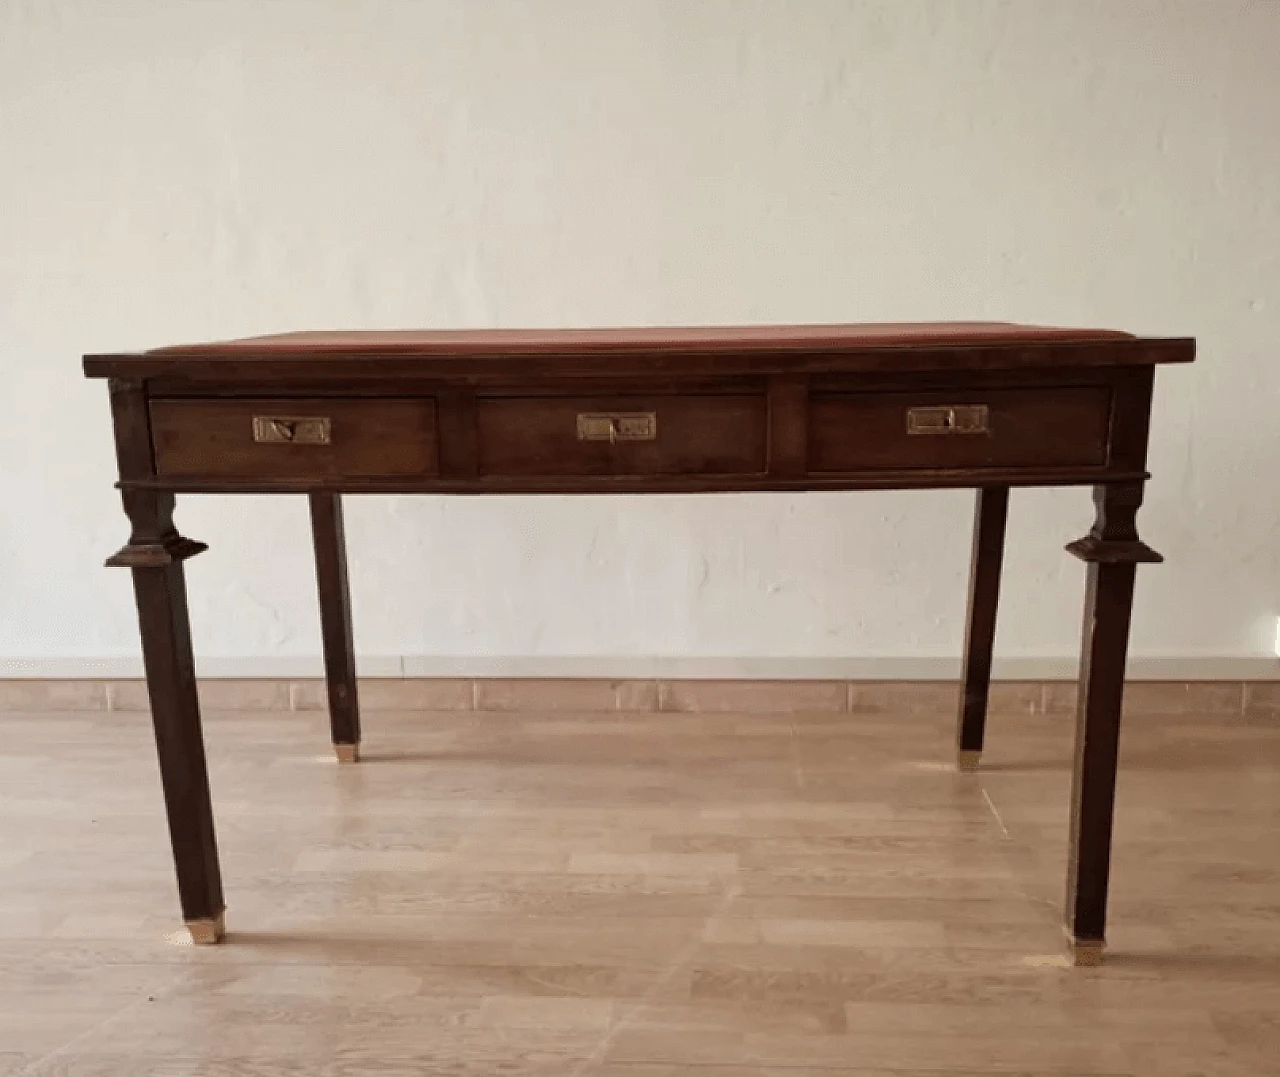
[84,322,1195,964]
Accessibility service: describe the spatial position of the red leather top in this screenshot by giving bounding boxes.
[146,322,1134,358]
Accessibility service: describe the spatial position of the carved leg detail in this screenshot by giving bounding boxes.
[115,493,224,942]
[1063,482,1161,965]
[956,486,1009,770]
[309,493,361,762]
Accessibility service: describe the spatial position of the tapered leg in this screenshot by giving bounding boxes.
[1063,483,1161,965]
[110,490,224,945]
[104,374,224,944]
[956,486,1009,770]
[132,563,225,942]
[309,493,361,763]
[1064,560,1135,965]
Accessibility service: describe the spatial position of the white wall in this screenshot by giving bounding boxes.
[2,0,1278,675]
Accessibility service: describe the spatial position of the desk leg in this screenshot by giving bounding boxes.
[1063,483,1161,966]
[110,492,224,944]
[309,493,361,763]
[956,486,1009,771]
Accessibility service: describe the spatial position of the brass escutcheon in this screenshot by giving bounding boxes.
[252,416,332,444]
[906,404,989,436]
[576,412,657,443]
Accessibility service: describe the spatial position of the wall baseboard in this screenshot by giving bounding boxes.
[1,654,1277,681]
[2,674,1277,718]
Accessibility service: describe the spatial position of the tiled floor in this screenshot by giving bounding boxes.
[1,703,1278,1075]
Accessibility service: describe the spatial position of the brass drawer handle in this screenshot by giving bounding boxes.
[252,416,332,444]
[576,412,657,443]
[906,404,989,436]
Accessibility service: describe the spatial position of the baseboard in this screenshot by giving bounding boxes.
[1,654,1277,681]
[2,673,1277,718]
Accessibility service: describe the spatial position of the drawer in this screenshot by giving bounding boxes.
[150,398,438,479]
[809,387,1111,472]
[476,394,767,478]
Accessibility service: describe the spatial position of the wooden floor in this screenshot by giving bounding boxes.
[1,703,1279,1076]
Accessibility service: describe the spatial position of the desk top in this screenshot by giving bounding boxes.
[84,322,1194,380]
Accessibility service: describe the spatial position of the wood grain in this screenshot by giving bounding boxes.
[82,324,1195,1039]
[2,703,1277,1075]
[83,323,1195,382]
[308,493,360,757]
[809,388,1110,473]
[475,393,767,478]
[150,397,438,480]
[956,486,1010,764]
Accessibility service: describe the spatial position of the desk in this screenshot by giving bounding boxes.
[84,322,1194,964]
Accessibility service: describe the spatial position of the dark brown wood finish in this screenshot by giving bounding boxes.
[435,390,479,480]
[151,398,438,480]
[1062,479,1162,964]
[86,323,1193,961]
[1065,553,1138,962]
[85,324,1193,385]
[109,322,1145,355]
[809,387,1111,473]
[1057,366,1162,964]
[103,380,224,940]
[767,376,808,477]
[308,493,361,762]
[955,486,1010,770]
[111,468,1152,497]
[129,556,224,935]
[475,393,767,478]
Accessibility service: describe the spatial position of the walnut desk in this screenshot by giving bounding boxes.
[84,322,1194,964]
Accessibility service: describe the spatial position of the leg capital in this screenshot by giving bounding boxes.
[1066,483,1162,564]
[108,491,207,568]
[107,535,207,568]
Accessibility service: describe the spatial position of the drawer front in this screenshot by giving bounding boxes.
[810,388,1110,472]
[150,398,438,479]
[476,394,767,478]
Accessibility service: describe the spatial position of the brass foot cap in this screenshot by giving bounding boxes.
[334,743,360,764]
[1070,937,1105,967]
[185,911,225,945]
[956,749,981,772]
